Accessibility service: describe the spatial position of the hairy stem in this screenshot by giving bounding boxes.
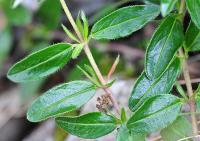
[60,0,120,114]
[60,0,83,41]
[179,49,199,136]
[178,0,199,136]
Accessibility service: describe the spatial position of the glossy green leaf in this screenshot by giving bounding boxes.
[127,94,182,133]
[185,21,200,52]
[145,15,184,79]
[0,28,12,71]
[161,116,192,141]
[116,125,146,141]
[27,81,96,122]
[129,58,181,111]
[91,5,160,40]
[161,0,178,17]
[186,0,200,29]
[56,112,117,139]
[7,43,73,82]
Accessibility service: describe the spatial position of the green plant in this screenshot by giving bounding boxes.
[7,0,200,140]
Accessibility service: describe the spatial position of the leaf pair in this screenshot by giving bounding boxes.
[129,57,181,111]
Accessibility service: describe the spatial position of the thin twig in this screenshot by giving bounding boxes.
[59,0,120,114]
[178,0,199,136]
[179,48,199,136]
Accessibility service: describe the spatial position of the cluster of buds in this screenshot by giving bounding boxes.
[96,94,111,113]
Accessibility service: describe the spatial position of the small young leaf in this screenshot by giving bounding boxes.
[91,5,160,40]
[160,116,192,141]
[76,12,84,36]
[56,112,117,139]
[116,125,146,141]
[145,15,184,79]
[62,24,80,43]
[127,94,182,133]
[186,0,200,29]
[120,108,127,123]
[77,65,101,87]
[129,58,181,111]
[161,0,178,17]
[27,81,96,122]
[185,21,200,52]
[81,11,89,40]
[72,44,84,59]
[7,43,73,82]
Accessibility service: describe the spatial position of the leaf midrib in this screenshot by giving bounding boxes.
[32,85,96,117]
[58,120,115,127]
[128,101,181,127]
[153,18,177,77]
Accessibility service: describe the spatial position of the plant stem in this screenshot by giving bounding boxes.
[60,0,120,114]
[178,0,199,136]
[179,49,199,136]
[60,0,83,42]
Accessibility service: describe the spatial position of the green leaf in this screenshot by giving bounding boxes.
[76,12,84,36]
[127,94,182,133]
[160,116,192,141]
[186,0,200,29]
[0,27,12,71]
[62,24,80,43]
[7,43,73,82]
[129,58,181,111]
[91,5,160,40]
[72,44,84,59]
[161,0,178,17]
[81,11,89,40]
[56,112,117,139]
[116,125,146,141]
[27,81,96,122]
[185,21,200,52]
[120,108,127,123]
[145,15,184,79]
